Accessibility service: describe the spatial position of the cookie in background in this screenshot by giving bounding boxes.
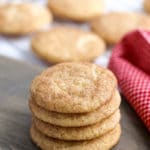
[0,3,52,35]
[144,0,150,13]
[90,12,150,44]
[31,26,106,64]
[48,0,104,22]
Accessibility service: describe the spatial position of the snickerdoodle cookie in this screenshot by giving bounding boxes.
[48,0,104,21]
[29,90,121,127]
[31,27,105,63]
[91,12,150,44]
[0,3,52,35]
[33,110,120,141]
[144,0,150,13]
[31,123,121,150]
[30,63,117,113]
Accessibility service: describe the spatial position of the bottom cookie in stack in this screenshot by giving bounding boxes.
[30,123,121,150]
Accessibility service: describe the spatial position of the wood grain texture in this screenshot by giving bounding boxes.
[0,56,149,150]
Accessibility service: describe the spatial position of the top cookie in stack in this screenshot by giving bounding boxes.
[29,62,121,150]
[30,62,117,113]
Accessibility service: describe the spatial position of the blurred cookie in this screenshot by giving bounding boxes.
[29,90,121,127]
[91,12,150,44]
[31,27,105,63]
[0,3,52,35]
[31,123,121,150]
[48,0,104,21]
[144,0,150,13]
[33,110,120,141]
[137,14,150,29]
[30,62,117,113]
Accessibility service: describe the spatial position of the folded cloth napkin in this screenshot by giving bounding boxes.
[109,30,150,131]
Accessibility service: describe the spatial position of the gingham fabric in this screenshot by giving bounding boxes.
[109,30,150,131]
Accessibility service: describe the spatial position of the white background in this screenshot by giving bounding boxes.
[0,0,143,67]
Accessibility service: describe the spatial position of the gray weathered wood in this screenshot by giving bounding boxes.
[0,56,149,150]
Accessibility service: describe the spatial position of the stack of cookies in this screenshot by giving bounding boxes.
[29,62,121,150]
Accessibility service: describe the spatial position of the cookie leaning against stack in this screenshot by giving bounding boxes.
[31,27,105,63]
[29,62,121,150]
[0,3,52,35]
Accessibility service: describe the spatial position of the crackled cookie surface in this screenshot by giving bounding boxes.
[31,27,105,63]
[48,0,104,21]
[0,3,52,35]
[30,63,117,113]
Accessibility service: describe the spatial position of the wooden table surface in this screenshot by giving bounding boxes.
[0,56,149,150]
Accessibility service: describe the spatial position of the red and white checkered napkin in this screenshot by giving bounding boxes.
[109,30,150,131]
